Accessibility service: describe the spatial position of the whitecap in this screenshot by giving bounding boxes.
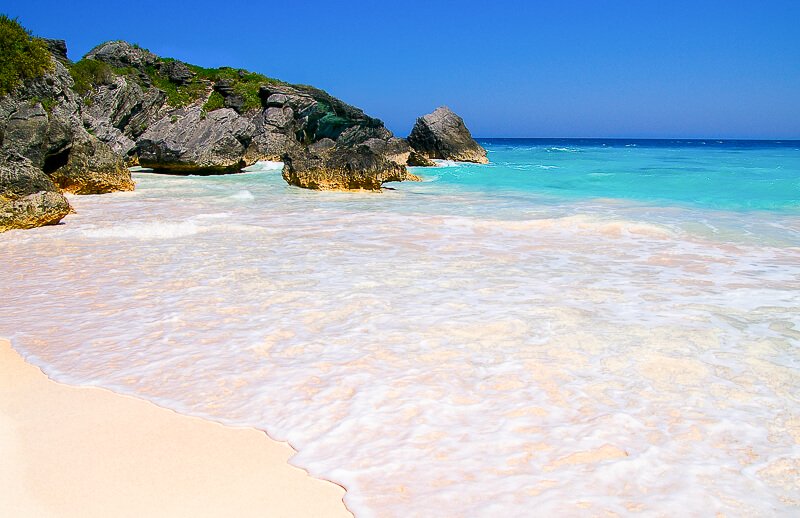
[431,159,461,167]
[242,160,284,172]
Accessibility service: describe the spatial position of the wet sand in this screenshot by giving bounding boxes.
[0,339,351,518]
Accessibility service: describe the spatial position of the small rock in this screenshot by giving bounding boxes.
[407,106,488,164]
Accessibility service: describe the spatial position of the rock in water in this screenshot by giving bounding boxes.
[407,106,488,164]
[407,150,436,167]
[136,106,255,174]
[282,144,420,191]
[0,150,71,232]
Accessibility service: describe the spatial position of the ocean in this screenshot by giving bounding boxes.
[2,139,799,516]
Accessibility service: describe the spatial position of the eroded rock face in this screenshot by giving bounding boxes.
[82,74,167,156]
[407,106,488,164]
[49,134,135,194]
[0,59,77,170]
[136,106,255,174]
[282,144,420,191]
[0,150,71,232]
[0,55,134,195]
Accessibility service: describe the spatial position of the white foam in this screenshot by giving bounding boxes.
[229,190,255,200]
[2,171,799,516]
[242,160,284,172]
[431,159,461,167]
[81,220,203,240]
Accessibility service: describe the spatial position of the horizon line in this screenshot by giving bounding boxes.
[473,136,800,142]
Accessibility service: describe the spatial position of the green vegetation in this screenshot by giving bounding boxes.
[30,96,56,114]
[202,90,225,112]
[144,65,208,108]
[188,65,278,111]
[0,15,53,96]
[69,58,113,94]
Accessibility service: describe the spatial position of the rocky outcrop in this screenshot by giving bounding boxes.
[81,74,167,155]
[160,60,193,85]
[49,133,135,193]
[68,39,420,186]
[136,106,255,174]
[407,151,436,167]
[43,39,69,63]
[282,144,420,191]
[0,150,71,232]
[85,40,159,70]
[407,106,488,164]
[361,137,412,166]
[0,52,134,194]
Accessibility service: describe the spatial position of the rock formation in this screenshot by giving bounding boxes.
[136,106,255,174]
[2,17,490,233]
[407,106,488,164]
[0,150,71,232]
[406,150,436,167]
[0,48,134,194]
[282,143,420,191]
[76,41,416,189]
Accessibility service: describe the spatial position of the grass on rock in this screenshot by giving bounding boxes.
[0,15,53,96]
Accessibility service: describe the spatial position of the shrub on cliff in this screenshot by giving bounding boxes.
[69,59,114,94]
[0,15,53,97]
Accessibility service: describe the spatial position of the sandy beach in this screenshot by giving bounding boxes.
[0,339,351,518]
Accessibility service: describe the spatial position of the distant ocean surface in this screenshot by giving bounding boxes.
[2,139,800,516]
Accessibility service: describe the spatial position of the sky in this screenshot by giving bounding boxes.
[3,0,799,139]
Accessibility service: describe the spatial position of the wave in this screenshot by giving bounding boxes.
[242,161,284,172]
[545,147,579,153]
[431,159,462,168]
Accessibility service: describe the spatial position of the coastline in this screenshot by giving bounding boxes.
[0,338,351,518]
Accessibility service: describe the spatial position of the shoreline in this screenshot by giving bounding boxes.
[0,338,352,518]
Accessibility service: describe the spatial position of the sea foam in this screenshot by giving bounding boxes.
[2,142,799,517]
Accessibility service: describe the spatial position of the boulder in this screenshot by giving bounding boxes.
[0,150,71,232]
[282,143,420,191]
[407,106,488,164]
[136,106,255,174]
[48,133,134,194]
[407,150,436,167]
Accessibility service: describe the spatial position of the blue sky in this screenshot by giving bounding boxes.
[3,0,799,138]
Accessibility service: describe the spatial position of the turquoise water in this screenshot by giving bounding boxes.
[433,139,800,212]
[2,140,800,516]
